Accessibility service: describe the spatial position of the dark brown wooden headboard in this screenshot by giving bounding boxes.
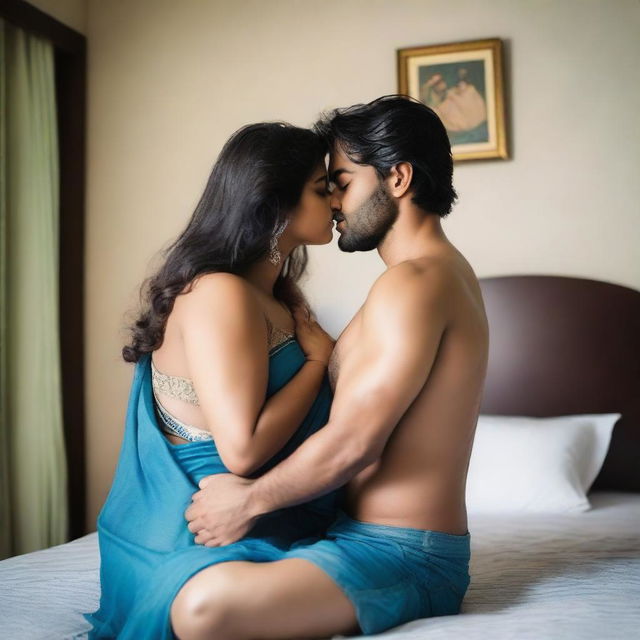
[478,275,640,492]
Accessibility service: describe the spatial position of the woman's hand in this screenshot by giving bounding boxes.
[293,306,335,365]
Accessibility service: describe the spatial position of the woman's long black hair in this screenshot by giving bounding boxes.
[122,122,327,363]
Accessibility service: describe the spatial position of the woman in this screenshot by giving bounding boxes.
[82,122,344,639]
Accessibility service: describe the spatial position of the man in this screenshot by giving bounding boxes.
[175,94,489,639]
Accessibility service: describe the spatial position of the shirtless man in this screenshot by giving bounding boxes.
[177,95,489,639]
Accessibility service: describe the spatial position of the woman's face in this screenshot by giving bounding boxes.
[284,163,334,247]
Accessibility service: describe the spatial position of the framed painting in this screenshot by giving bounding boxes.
[397,37,508,162]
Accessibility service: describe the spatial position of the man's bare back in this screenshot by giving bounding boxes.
[330,247,488,535]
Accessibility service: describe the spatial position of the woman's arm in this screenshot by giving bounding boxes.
[246,360,327,475]
[178,272,332,476]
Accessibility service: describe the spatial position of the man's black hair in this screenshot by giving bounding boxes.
[313,94,458,217]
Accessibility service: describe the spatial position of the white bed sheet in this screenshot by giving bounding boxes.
[1,491,638,640]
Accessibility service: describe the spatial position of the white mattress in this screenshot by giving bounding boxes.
[1,491,639,640]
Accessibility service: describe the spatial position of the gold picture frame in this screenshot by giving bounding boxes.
[397,37,509,162]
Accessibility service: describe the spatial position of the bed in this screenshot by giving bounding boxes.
[1,274,639,639]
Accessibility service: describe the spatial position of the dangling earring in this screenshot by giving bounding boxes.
[269,220,288,266]
[268,238,281,266]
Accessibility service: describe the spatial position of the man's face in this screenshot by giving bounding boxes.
[328,143,399,252]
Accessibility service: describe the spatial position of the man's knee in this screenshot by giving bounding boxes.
[170,565,240,640]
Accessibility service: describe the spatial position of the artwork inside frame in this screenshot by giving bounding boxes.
[397,37,509,162]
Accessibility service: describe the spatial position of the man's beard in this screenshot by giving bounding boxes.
[337,181,399,253]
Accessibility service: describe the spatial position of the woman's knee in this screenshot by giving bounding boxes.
[170,567,239,640]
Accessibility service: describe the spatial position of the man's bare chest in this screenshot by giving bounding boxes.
[328,307,364,393]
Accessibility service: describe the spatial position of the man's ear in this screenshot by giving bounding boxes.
[386,162,413,198]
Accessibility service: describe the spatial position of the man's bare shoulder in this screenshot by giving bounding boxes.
[373,254,488,337]
[366,256,454,310]
[353,259,454,343]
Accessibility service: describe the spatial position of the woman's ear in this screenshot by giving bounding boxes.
[386,162,413,198]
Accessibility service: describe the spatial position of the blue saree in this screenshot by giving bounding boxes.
[83,337,343,639]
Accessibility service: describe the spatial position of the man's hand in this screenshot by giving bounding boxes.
[185,474,259,546]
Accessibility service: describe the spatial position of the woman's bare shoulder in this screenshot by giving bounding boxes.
[174,272,263,325]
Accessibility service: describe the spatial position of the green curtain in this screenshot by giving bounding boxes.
[0,17,68,559]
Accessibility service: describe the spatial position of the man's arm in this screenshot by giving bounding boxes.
[248,262,449,514]
[246,264,449,514]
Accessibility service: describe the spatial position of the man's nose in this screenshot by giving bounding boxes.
[330,193,341,211]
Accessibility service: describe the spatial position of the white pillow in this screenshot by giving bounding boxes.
[465,413,620,513]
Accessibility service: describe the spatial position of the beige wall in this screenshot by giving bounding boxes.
[27,0,640,533]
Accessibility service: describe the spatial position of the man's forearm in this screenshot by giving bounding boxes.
[247,423,372,517]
